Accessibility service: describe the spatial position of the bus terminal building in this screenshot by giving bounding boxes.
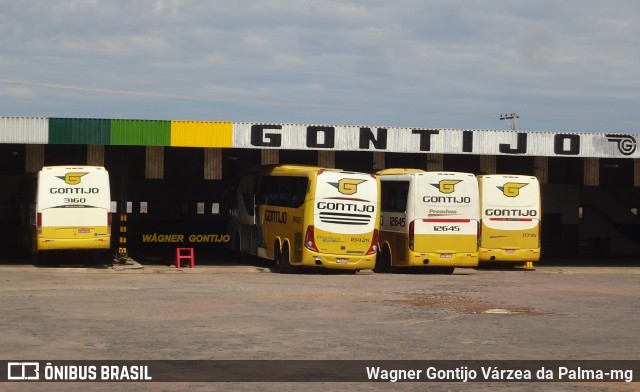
[1,116,639,263]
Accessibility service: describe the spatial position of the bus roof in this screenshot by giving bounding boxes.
[477,174,538,181]
[377,168,425,175]
[257,164,345,176]
[41,165,107,172]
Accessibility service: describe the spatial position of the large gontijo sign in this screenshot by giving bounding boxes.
[233,124,639,158]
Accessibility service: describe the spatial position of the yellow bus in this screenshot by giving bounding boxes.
[477,174,541,268]
[27,166,112,256]
[228,164,380,273]
[376,169,480,274]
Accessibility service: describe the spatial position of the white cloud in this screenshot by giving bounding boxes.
[1,85,38,99]
[0,0,639,131]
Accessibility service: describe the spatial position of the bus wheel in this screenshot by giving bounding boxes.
[373,247,391,273]
[278,244,293,274]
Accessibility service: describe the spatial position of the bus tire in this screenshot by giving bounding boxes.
[278,243,293,274]
[373,247,391,273]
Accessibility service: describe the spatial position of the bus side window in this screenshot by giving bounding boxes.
[290,177,307,208]
[381,180,409,213]
[397,183,409,212]
[381,183,393,211]
[257,176,308,208]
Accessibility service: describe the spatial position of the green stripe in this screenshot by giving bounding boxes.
[48,118,111,144]
[110,119,170,146]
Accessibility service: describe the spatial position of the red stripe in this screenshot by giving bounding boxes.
[423,218,471,223]
[489,218,533,221]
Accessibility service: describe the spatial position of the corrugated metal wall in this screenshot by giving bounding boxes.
[111,119,170,146]
[0,117,48,144]
[0,117,638,159]
[170,121,232,147]
[49,118,110,144]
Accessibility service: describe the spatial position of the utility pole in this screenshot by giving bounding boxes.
[499,113,519,131]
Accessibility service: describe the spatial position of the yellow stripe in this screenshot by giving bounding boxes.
[170,121,233,147]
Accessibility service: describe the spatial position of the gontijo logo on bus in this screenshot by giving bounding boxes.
[498,182,528,197]
[51,172,99,194]
[422,180,470,204]
[57,172,88,185]
[319,178,374,225]
[431,179,461,194]
[329,178,366,195]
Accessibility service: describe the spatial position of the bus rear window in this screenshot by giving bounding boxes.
[257,176,308,208]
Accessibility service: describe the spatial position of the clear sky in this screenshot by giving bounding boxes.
[1,1,639,133]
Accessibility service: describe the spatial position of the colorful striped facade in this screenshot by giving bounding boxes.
[1,116,638,158]
[0,117,233,148]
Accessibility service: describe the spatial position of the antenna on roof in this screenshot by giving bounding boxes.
[499,113,519,131]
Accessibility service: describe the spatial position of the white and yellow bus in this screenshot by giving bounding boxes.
[477,174,541,268]
[376,169,480,274]
[28,166,112,255]
[228,164,380,273]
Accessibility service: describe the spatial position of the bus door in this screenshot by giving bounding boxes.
[232,172,259,255]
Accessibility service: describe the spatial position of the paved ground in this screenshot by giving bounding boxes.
[0,258,638,391]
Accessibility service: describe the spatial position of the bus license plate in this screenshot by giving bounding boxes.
[440,254,452,258]
[505,250,516,254]
[78,228,90,234]
[336,258,348,264]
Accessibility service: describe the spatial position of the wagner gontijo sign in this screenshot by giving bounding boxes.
[141,233,231,244]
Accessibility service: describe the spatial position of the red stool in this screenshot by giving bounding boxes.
[175,247,195,268]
